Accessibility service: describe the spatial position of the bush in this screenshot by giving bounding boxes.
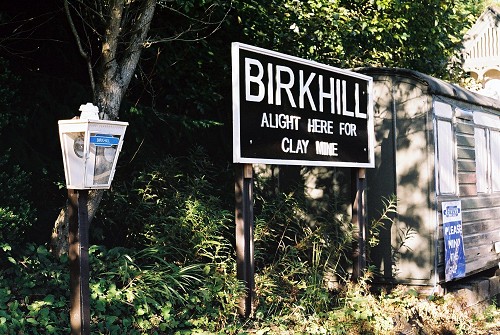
[2,147,497,334]
[94,147,244,332]
[97,147,234,263]
[0,245,69,334]
[0,243,244,334]
[0,152,36,250]
[252,174,352,317]
[0,57,36,251]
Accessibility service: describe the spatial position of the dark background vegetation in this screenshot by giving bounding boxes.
[0,0,482,244]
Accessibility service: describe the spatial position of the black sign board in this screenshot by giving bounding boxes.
[232,43,374,167]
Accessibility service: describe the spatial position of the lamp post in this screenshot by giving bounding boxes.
[58,103,128,335]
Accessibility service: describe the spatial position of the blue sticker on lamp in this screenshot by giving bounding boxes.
[90,134,120,147]
[442,200,466,281]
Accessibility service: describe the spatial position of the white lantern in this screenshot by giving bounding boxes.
[58,105,128,189]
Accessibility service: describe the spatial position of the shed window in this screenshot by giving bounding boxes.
[474,128,488,193]
[474,126,500,194]
[436,120,455,194]
[491,130,500,192]
[473,111,500,194]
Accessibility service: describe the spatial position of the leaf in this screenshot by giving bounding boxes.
[0,243,11,252]
[26,317,38,325]
[43,295,55,304]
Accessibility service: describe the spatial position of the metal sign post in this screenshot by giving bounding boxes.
[235,164,254,317]
[351,168,367,281]
[68,189,90,335]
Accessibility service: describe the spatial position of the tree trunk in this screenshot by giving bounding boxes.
[52,0,157,256]
[51,190,104,257]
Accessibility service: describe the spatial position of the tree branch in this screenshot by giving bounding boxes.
[101,0,123,72]
[119,0,157,88]
[149,1,231,44]
[63,0,96,96]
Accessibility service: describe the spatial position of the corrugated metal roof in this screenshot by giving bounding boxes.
[356,67,500,111]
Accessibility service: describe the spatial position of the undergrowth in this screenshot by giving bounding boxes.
[1,149,499,334]
[0,247,494,334]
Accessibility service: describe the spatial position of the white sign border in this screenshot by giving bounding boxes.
[231,42,375,168]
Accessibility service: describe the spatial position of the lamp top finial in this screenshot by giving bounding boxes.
[79,103,100,120]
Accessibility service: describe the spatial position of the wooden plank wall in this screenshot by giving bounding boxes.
[437,114,500,281]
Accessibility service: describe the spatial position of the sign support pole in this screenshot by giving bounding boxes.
[351,168,367,281]
[235,164,254,318]
[69,189,90,335]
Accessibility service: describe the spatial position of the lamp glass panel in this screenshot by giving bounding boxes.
[90,133,121,185]
[63,131,86,188]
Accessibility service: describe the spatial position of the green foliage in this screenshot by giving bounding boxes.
[1,243,496,334]
[0,243,243,334]
[246,272,488,334]
[88,245,234,334]
[368,195,397,248]
[333,278,476,334]
[0,152,36,249]
[234,0,481,79]
[0,57,36,249]
[2,149,500,333]
[96,148,244,331]
[251,173,353,317]
[0,146,244,334]
[0,245,69,334]
[99,148,234,264]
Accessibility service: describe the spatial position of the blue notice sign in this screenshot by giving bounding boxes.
[442,200,466,281]
[90,134,119,147]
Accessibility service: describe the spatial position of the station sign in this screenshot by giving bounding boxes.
[231,42,374,167]
[90,134,120,147]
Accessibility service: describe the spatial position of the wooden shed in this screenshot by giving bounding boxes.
[358,67,500,289]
